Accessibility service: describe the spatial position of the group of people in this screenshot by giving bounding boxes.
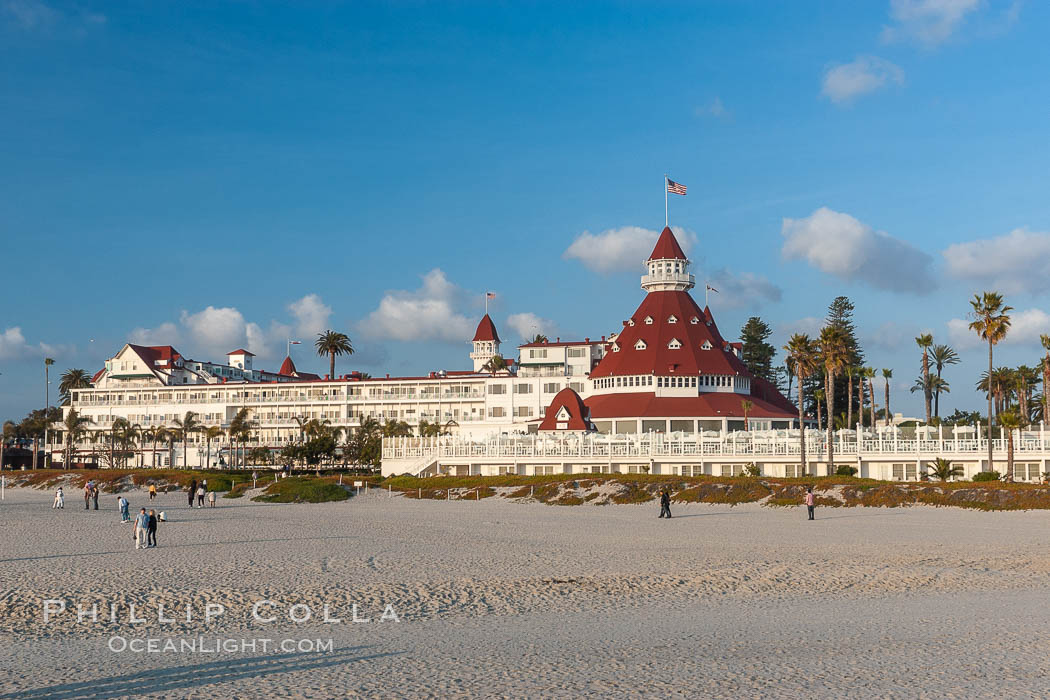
[187,479,216,508]
[656,485,819,520]
[82,481,100,510]
[132,507,160,549]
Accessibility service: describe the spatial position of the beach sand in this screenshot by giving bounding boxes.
[2,486,1049,698]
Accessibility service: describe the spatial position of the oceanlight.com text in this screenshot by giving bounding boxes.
[107,636,334,654]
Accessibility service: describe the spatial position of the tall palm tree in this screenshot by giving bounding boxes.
[859,367,874,430]
[228,408,255,469]
[58,368,93,405]
[819,325,849,475]
[998,410,1023,481]
[172,411,201,468]
[62,409,93,468]
[1041,334,1050,425]
[785,333,818,476]
[315,330,354,380]
[109,417,130,468]
[977,367,1015,421]
[1014,365,1039,425]
[929,345,960,418]
[969,292,1012,473]
[915,334,933,424]
[144,426,167,468]
[882,369,893,427]
[741,400,753,431]
[844,366,855,431]
[202,425,224,469]
[813,388,825,433]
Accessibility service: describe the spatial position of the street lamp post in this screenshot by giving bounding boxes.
[43,358,55,469]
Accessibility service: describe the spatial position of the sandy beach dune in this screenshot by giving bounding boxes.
[2,486,1049,698]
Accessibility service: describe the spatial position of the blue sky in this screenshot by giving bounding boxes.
[2,0,1048,421]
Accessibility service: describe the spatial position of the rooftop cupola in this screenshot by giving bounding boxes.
[470,314,502,371]
[642,227,694,292]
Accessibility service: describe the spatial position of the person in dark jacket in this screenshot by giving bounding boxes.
[188,479,197,507]
[659,489,672,518]
[91,484,99,510]
[146,509,158,547]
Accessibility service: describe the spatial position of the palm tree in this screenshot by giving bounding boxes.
[819,326,849,475]
[1040,335,1050,425]
[915,334,933,424]
[62,409,93,468]
[977,367,1015,421]
[228,408,254,469]
[784,333,818,476]
[145,426,169,468]
[813,388,825,432]
[481,355,509,374]
[741,400,753,431]
[927,457,963,482]
[864,367,877,430]
[929,345,960,418]
[530,333,549,343]
[1014,365,1039,425]
[172,411,201,468]
[58,368,93,405]
[998,410,1023,481]
[315,330,354,380]
[202,425,224,469]
[882,369,893,427]
[844,366,855,431]
[969,292,1012,473]
[911,375,949,412]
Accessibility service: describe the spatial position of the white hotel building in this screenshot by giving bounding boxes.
[65,227,1050,481]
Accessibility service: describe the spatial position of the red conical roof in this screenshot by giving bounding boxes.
[279,356,297,376]
[472,314,501,343]
[539,388,592,432]
[647,227,687,261]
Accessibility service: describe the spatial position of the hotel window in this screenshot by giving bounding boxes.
[667,338,681,349]
[612,343,620,352]
[568,348,586,358]
[488,407,506,418]
[690,316,699,324]
[570,382,584,393]
[634,340,647,350]
[644,316,653,325]
[530,348,547,359]
[543,383,560,394]
[487,384,507,395]
[667,315,678,324]
[515,384,533,394]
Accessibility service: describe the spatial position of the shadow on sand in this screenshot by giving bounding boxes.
[0,646,404,700]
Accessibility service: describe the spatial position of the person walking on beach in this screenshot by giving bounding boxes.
[659,489,672,519]
[91,484,99,510]
[134,508,149,550]
[196,484,205,508]
[148,484,157,501]
[119,495,130,522]
[805,486,815,521]
[53,487,64,509]
[83,483,92,510]
[207,489,216,508]
[146,509,158,548]
[188,479,197,508]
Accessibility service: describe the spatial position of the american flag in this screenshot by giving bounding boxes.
[666,179,687,195]
[486,292,496,299]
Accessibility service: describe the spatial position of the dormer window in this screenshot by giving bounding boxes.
[612,343,621,353]
[690,316,699,324]
[634,339,647,350]
[667,338,682,350]
[628,319,635,326]
[667,315,678,324]
[701,340,713,350]
[644,316,653,325]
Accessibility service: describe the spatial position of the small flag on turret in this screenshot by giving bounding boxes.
[706,285,719,294]
[486,292,496,299]
[666,179,687,195]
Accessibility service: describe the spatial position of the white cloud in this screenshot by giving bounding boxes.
[0,327,29,360]
[942,228,1050,295]
[882,0,981,45]
[705,269,782,309]
[695,97,730,119]
[506,312,559,341]
[2,0,57,29]
[781,207,935,294]
[563,226,698,273]
[863,320,924,352]
[129,322,181,347]
[821,56,904,104]
[179,306,264,358]
[776,317,824,340]
[287,293,332,338]
[359,269,475,343]
[948,308,1050,349]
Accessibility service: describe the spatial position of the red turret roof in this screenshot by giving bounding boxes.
[589,291,749,378]
[472,314,501,343]
[647,226,687,261]
[539,388,593,431]
[279,356,297,376]
[227,348,255,356]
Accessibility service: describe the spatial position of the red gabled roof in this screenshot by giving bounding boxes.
[585,392,796,420]
[227,348,255,356]
[126,344,183,372]
[472,314,501,343]
[588,290,749,379]
[91,368,105,383]
[539,388,593,431]
[647,226,687,261]
[279,356,297,376]
[750,376,799,414]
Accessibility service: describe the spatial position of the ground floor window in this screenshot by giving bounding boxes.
[719,463,744,477]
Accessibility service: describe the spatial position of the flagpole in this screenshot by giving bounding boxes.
[664,174,669,227]
[485,293,488,315]
[705,285,709,307]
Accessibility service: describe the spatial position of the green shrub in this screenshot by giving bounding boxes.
[743,463,761,477]
[973,471,1001,482]
[835,465,858,476]
[251,477,349,503]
